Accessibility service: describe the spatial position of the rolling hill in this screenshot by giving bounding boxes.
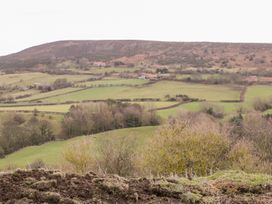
[1,40,272,70]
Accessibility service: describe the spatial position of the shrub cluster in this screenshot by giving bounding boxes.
[253,98,272,112]
[0,114,54,157]
[143,112,272,176]
[200,103,225,118]
[62,112,272,177]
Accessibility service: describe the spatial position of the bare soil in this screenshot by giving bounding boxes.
[0,169,271,204]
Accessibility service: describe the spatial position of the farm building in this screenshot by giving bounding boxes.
[138,73,158,80]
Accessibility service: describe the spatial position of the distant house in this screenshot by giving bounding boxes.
[18,86,29,91]
[244,76,258,83]
[158,73,171,79]
[93,61,107,67]
[138,75,146,80]
[138,73,158,80]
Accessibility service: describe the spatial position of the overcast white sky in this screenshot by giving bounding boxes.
[0,0,272,55]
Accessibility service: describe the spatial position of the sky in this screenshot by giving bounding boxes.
[0,0,272,55]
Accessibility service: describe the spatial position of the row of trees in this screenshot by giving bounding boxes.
[61,101,160,139]
[0,114,54,157]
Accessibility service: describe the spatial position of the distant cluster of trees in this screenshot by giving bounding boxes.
[62,101,160,139]
[0,114,54,157]
[182,73,243,85]
[35,78,72,92]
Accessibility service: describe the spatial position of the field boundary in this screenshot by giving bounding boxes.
[150,101,188,111]
[19,87,90,103]
[240,85,248,102]
[0,110,65,115]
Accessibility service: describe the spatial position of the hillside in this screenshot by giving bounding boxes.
[1,40,272,70]
[0,126,156,168]
[1,169,272,203]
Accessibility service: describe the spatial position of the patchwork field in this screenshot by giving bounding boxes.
[0,126,156,168]
[1,72,272,122]
[19,81,241,103]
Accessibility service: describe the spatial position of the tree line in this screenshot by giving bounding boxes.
[61,101,160,139]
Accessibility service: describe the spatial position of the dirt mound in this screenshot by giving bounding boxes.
[0,169,271,204]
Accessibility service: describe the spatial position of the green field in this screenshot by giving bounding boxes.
[0,126,156,169]
[157,101,242,119]
[24,81,241,103]
[0,72,92,86]
[76,78,147,86]
[244,85,272,104]
[17,87,81,102]
[3,89,40,98]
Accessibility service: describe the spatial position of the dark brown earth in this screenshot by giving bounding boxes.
[1,40,272,70]
[0,169,271,204]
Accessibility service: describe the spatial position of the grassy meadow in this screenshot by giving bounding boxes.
[244,85,272,104]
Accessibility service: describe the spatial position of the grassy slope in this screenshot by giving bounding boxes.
[0,126,156,169]
[0,72,92,86]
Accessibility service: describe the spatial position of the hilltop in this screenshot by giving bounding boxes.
[1,40,272,70]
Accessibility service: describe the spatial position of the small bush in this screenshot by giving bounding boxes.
[143,121,230,177]
[62,136,137,176]
[63,140,94,174]
[228,140,260,172]
[0,146,5,159]
[3,164,18,171]
[27,159,46,170]
[200,103,224,118]
[95,136,137,176]
[253,98,272,112]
